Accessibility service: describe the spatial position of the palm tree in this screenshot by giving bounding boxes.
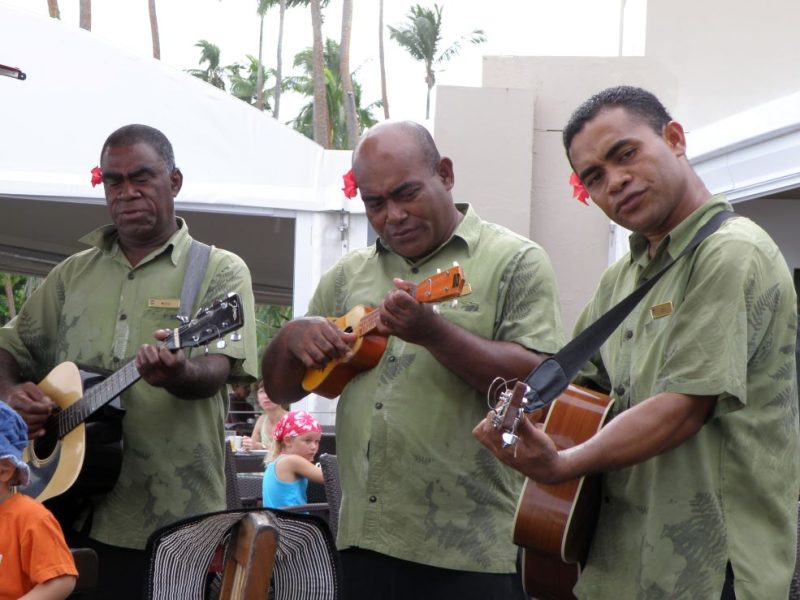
[46,0,60,19]
[227,55,274,111]
[340,0,358,148]
[186,40,227,90]
[389,3,486,119]
[148,0,161,60]
[378,0,390,119]
[255,0,272,112]
[79,0,91,30]
[309,0,329,147]
[286,39,381,149]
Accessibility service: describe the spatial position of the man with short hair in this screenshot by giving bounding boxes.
[263,120,566,599]
[475,86,799,599]
[0,124,258,598]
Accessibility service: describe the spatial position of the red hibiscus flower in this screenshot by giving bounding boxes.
[90,166,103,188]
[342,169,358,199]
[569,172,590,205]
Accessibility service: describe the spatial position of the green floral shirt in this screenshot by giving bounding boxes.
[308,204,566,573]
[573,198,799,599]
[0,219,258,549]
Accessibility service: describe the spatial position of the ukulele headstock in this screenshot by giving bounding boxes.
[413,263,470,304]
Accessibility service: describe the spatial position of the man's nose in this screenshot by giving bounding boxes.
[386,200,407,222]
[607,167,630,195]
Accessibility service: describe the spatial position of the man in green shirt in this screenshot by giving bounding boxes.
[0,124,258,599]
[475,86,799,599]
[262,121,565,599]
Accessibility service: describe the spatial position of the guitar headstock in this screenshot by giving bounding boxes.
[165,293,244,350]
[491,380,529,448]
[413,264,469,303]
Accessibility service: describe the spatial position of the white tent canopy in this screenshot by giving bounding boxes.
[0,4,364,306]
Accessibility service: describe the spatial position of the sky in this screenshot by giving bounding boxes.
[1,0,646,126]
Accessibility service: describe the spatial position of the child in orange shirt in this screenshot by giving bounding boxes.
[0,401,77,600]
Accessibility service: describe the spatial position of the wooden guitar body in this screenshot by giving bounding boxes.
[301,306,388,399]
[512,384,614,600]
[23,362,87,503]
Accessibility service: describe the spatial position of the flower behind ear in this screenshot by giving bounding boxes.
[569,172,590,205]
[342,169,358,199]
[91,166,103,188]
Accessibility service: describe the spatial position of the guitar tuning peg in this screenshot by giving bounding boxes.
[229,332,242,342]
[436,268,441,274]
[204,345,209,355]
[452,261,459,267]
[432,304,441,315]
[216,339,227,349]
[450,299,458,308]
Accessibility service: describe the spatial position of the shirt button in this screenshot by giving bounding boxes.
[369,495,377,503]
[375,402,383,410]
[615,385,626,396]
[411,267,419,274]
[387,356,396,362]
[624,330,633,340]
[119,314,127,321]
[127,272,135,280]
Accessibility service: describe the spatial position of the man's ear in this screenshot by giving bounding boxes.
[437,157,455,191]
[663,121,687,157]
[170,167,184,197]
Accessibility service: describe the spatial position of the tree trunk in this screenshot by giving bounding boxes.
[3,275,16,319]
[256,13,265,111]
[378,0,389,119]
[310,0,329,147]
[273,0,287,119]
[425,66,435,120]
[79,0,91,31]
[47,0,60,19]
[148,0,161,60]
[340,0,359,148]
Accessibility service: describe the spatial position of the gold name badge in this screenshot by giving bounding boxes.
[650,301,674,320]
[148,298,180,309]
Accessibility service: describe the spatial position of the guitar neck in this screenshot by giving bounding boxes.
[57,361,141,437]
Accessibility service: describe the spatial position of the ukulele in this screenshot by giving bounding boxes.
[493,380,614,600]
[302,265,469,398]
[21,293,245,504]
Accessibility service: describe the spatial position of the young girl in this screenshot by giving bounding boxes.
[241,379,287,457]
[0,401,78,600]
[261,411,324,509]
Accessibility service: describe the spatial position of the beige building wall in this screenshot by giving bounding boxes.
[434,86,535,238]
[646,0,800,131]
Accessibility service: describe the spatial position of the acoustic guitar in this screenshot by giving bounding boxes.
[494,380,614,600]
[20,293,245,505]
[302,265,469,398]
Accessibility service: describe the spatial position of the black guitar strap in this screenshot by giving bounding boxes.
[522,209,737,411]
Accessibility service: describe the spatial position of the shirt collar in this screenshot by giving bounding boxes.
[374,203,478,263]
[79,217,190,267]
[629,195,731,268]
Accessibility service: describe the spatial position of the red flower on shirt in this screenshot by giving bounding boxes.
[569,172,590,205]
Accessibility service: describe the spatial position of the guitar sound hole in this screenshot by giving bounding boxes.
[32,414,60,460]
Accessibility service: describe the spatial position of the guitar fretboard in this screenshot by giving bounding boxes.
[57,361,141,437]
